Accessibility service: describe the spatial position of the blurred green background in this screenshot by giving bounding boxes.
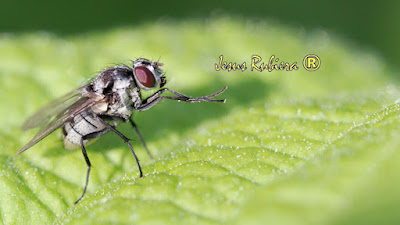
[1,0,399,68]
[1,1,400,225]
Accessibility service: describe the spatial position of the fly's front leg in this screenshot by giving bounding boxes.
[75,128,109,204]
[136,86,227,111]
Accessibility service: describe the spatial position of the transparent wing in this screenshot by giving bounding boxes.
[22,84,89,130]
[17,91,105,155]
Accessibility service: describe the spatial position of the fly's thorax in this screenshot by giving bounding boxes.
[107,86,136,118]
[88,65,142,118]
[92,67,118,93]
[130,86,142,109]
[91,65,136,93]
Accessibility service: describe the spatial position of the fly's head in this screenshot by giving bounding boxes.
[132,58,166,91]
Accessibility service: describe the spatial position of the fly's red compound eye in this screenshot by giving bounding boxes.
[134,66,156,88]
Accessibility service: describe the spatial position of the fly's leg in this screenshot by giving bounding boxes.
[97,116,143,178]
[75,129,109,205]
[136,86,227,111]
[129,118,153,161]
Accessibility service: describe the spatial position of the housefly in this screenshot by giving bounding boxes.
[18,58,227,204]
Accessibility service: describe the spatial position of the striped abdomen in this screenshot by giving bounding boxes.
[62,111,107,150]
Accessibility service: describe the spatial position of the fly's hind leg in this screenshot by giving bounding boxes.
[74,128,109,205]
[96,116,143,178]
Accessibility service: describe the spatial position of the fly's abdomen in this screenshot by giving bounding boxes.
[62,111,107,150]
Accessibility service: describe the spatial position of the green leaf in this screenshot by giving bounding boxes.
[0,18,399,224]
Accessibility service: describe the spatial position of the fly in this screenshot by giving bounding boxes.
[18,58,227,204]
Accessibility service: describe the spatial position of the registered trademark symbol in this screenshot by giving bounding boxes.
[303,54,321,71]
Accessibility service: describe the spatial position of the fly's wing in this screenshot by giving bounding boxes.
[17,91,105,155]
[22,84,89,130]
